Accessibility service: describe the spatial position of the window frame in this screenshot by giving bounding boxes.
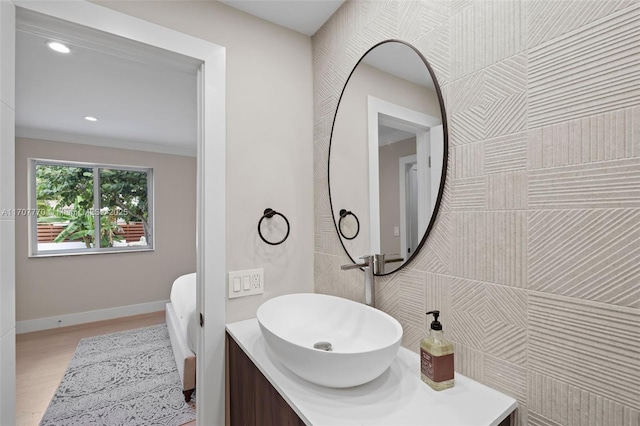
[29,158,155,257]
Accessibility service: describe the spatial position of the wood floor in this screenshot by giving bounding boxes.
[16,311,196,426]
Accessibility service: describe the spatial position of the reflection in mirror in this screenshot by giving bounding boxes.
[338,209,360,240]
[329,40,447,275]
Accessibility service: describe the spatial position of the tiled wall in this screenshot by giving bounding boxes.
[312,1,640,425]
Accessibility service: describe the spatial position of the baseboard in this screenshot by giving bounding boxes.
[16,300,169,334]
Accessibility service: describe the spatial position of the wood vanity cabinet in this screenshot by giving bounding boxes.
[227,333,512,426]
[227,333,305,426]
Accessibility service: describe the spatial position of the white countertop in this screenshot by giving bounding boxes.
[226,319,517,426]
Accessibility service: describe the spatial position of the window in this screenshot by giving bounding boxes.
[30,159,153,256]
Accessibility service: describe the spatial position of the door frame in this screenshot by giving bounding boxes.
[398,154,417,259]
[0,2,226,424]
[367,96,438,255]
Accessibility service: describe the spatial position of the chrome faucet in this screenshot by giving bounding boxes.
[373,253,404,274]
[340,254,405,308]
[341,255,375,307]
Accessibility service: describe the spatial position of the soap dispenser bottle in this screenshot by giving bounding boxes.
[420,310,454,390]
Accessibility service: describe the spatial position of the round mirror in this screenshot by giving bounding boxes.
[328,40,448,275]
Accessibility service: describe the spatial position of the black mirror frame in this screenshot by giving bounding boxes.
[327,39,449,276]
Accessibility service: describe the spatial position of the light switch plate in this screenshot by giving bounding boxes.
[228,268,264,299]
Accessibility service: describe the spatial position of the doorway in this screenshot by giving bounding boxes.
[0,2,226,424]
[399,155,421,258]
[368,96,441,261]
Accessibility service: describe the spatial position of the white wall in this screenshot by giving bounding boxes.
[95,1,315,322]
[14,138,197,326]
[0,1,15,423]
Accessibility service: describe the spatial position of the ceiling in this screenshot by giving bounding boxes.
[16,9,201,156]
[219,0,345,36]
[15,3,346,157]
[379,125,416,146]
[363,42,436,91]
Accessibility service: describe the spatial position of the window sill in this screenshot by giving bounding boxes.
[29,247,155,258]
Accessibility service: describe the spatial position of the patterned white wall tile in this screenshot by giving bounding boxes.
[314,100,336,141]
[450,278,529,366]
[402,324,423,354]
[527,0,634,48]
[453,341,485,383]
[314,179,330,227]
[329,0,364,61]
[314,172,346,257]
[485,132,528,173]
[485,355,527,405]
[397,0,424,43]
[450,105,486,145]
[451,212,484,281]
[374,270,429,353]
[312,16,334,69]
[411,212,451,275]
[333,1,399,87]
[393,268,427,330]
[376,273,399,320]
[485,321,527,366]
[485,284,527,365]
[452,212,527,287]
[450,0,526,80]
[412,22,451,85]
[452,141,484,179]
[358,0,399,37]
[451,176,486,210]
[440,166,452,213]
[487,170,527,211]
[313,22,340,141]
[485,284,527,328]
[529,293,640,411]
[314,253,341,296]
[450,278,485,350]
[450,0,472,17]
[485,92,528,139]
[313,0,639,422]
[315,252,367,304]
[424,272,452,330]
[484,53,528,103]
[527,412,562,426]
[528,4,640,128]
[444,70,485,114]
[397,0,449,43]
[528,371,640,426]
[513,406,528,426]
[314,136,330,180]
[486,211,527,288]
[313,31,336,103]
[529,209,640,309]
[528,106,640,170]
[448,53,527,145]
[528,158,640,210]
[314,225,344,257]
[451,309,485,349]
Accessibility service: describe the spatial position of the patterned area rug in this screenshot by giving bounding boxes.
[40,324,196,426]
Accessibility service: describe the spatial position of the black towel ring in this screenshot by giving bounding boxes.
[258,208,290,246]
[338,209,359,240]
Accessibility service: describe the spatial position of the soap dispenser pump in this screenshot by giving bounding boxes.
[420,310,454,390]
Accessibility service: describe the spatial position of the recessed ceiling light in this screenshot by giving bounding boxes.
[47,41,71,54]
[84,116,98,122]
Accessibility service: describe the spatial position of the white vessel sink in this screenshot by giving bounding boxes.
[256,293,403,388]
